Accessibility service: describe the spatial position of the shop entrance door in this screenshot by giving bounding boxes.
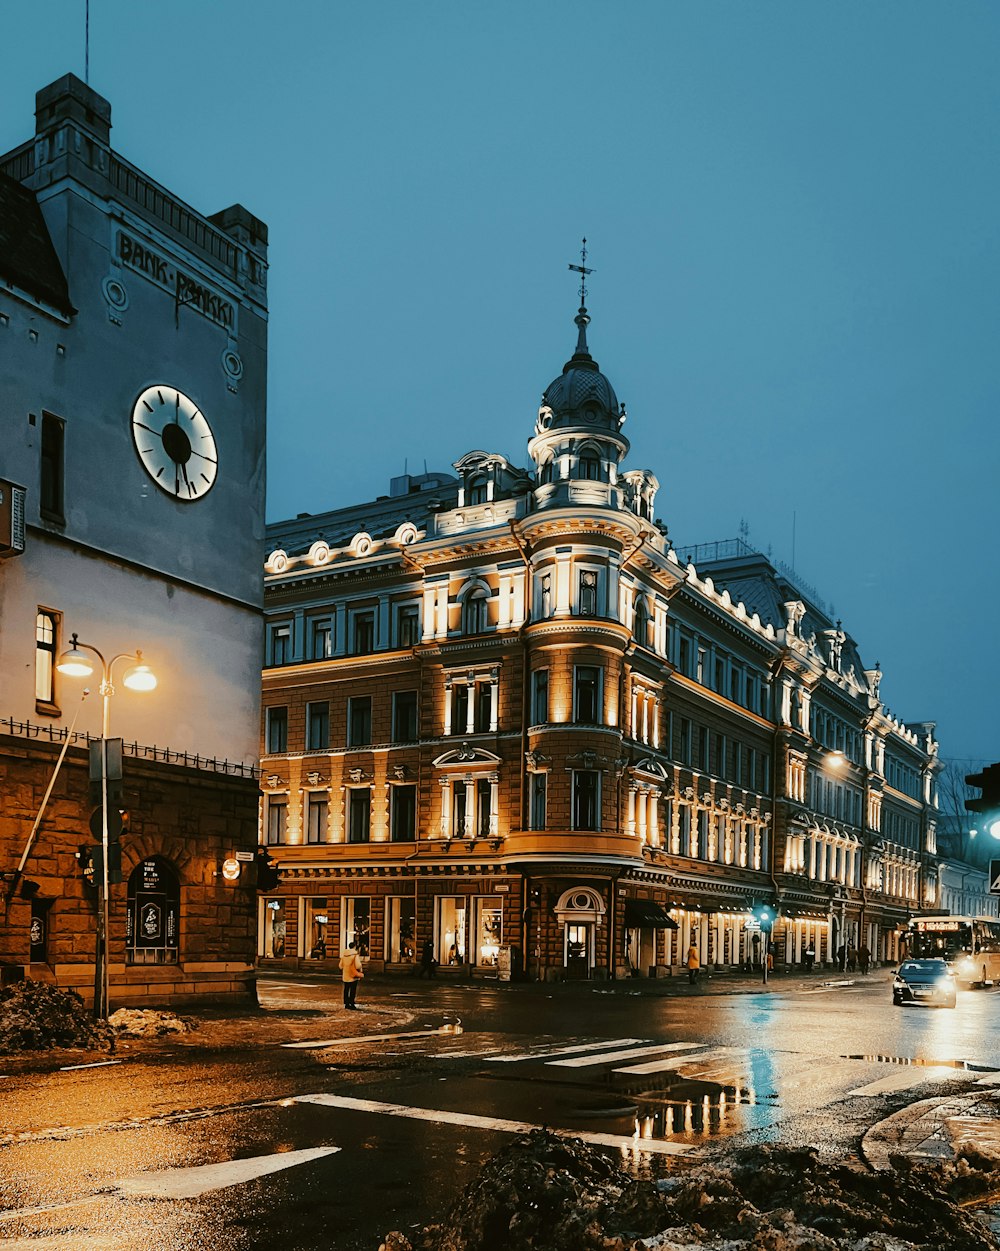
[564,922,592,979]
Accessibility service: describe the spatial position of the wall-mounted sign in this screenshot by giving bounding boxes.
[116,230,236,332]
[221,858,241,881]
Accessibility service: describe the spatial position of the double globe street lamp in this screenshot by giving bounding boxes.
[57,634,157,1019]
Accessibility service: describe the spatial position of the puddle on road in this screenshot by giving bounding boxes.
[846,1054,995,1071]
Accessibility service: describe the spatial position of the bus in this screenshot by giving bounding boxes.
[904,915,1000,987]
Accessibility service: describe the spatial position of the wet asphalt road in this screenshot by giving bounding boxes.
[2,972,1000,1250]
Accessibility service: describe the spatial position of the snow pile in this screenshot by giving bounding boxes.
[0,979,113,1053]
[378,1129,1000,1251]
[108,1008,194,1038]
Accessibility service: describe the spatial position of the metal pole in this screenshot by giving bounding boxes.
[97,679,112,1021]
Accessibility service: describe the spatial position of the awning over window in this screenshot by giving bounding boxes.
[624,899,678,929]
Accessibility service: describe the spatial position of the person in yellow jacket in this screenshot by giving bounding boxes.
[340,941,364,1010]
[686,942,700,985]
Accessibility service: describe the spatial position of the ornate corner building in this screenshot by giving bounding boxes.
[0,76,267,1005]
[261,296,940,980]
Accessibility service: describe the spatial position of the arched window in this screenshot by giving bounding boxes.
[463,588,489,635]
[634,597,649,647]
[538,459,554,485]
[467,476,488,505]
[126,857,180,965]
[579,451,601,481]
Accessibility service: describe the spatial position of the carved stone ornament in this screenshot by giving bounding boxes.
[348,768,368,784]
[264,774,284,789]
[524,750,550,772]
[456,742,478,761]
[392,764,409,780]
[306,771,325,787]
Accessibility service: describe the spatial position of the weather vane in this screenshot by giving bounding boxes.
[568,237,594,306]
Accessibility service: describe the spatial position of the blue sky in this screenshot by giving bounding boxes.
[3,1,998,760]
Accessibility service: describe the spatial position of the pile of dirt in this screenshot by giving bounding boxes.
[0,980,113,1053]
[379,1129,1000,1251]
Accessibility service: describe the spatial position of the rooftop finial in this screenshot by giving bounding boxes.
[567,237,595,358]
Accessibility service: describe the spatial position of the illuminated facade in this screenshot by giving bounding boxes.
[261,299,940,979]
[0,76,267,1005]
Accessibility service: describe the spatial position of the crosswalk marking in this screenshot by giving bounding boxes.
[283,1026,459,1050]
[115,1148,340,1198]
[614,1046,740,1076]
[294,1093,695,1156]
[550,1041,703,1068]
[485,1037,649,1063]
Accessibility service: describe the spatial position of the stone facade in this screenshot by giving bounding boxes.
[259,300,941,982]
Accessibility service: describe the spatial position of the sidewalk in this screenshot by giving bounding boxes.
[863,1084,1000,1170]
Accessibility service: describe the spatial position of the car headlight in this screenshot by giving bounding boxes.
[893,978,905,989]
[936,978,954,990]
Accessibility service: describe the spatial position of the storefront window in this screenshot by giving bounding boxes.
[126,857,180,965]
[264,899,286,959]
[386,897,415,963]
[304,897,330,959]
[437,897,467,966]
[476,897,503,967]
[343,897,370,957]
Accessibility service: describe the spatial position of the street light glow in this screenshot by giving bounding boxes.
[123,652,157,691]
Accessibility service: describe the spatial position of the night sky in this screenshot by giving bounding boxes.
[4,1,998,761]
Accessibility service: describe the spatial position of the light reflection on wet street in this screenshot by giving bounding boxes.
[2,974,1000,1249]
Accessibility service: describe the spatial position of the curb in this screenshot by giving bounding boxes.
[862,1089,1000,1171]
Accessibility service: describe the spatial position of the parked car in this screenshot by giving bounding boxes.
[892,958,957,1008]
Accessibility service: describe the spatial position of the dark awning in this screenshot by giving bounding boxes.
[624,899,678,929]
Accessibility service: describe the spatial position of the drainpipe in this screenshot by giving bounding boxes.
[508,520,534,975]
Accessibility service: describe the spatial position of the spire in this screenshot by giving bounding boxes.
[565,238,598,373]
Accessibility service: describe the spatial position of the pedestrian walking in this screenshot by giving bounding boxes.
[419,938,437,978]
[686,942,700,984]
[847,944,858,973]
[340,941,364,1010]
[804,941,816,972]
[858,943,871,975]
[837,943,846,972]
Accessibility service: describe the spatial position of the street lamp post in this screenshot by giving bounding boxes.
[57,634,156,1019]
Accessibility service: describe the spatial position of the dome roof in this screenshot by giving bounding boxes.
[539,306,622,432]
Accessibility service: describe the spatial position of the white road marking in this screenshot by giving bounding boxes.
[58,1060,122,1071]
[263,982,319,989]
[283,1027,457,1050]
[615,1047,742,1077]
[551,1042,703,1068]
[115,1147,340,1199]
[485,1037,650,1062]
[848,1066,957,1097]
[295,1093,694,1156]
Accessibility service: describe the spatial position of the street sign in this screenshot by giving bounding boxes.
[990,860,1000,894]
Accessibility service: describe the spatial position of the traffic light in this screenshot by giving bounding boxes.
[77,844,98,888]
[966,763,1000,839]
[254,847,280,892]
[753,901,776,933]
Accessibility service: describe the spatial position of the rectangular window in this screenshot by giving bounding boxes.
[396,604,420,647]
[304,897,330,958]
[452,683,469,733]
[35,608,59,711]
[476,778,492,837]
[696,647,706,684]
[463,591,488,634]
[714,657,726,692]
[572,770,600,830]
[306,701,330,751]
[476,897,503,967]
[348,789,371,843]
[385,896,416,963]
[392,690,418,742]
[574,665,601,723]
[266,706,288,754]
[351,610,375,654]
[694,725,709,772]
[309,618,333,660]
[730,667,743,704]
[348,696,372,747]
[269,624,291,666]
[343,897,370,957]
[578,570,598,616]
[678,635,691,676]
[266,796,287,844]
[531,669,549,724]
[305,794,328,844]
[391,785,416,842]
[679,717,692,766]
[437,897,467,965]
[530,772,547,830]
[40,411,65,522]
[714,733,727,779]
[474,681,492,733]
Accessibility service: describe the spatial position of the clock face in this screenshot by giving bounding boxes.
[131,385,218,501]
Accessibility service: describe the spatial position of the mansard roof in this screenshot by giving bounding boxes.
[0,169,73,316]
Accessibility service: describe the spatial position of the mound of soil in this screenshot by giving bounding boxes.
[0,979,113,1053]
[379,1129,1000,1251]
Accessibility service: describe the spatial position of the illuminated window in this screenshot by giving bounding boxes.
[572,770,600,830]
[307,701,329,750]
[347,789,371,843]
[265,706,288,754]
[386,896,415,962]
[343,897,370,956]
[309,618,333,659]
[35,608,59,712]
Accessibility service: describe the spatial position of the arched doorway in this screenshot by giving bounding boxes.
[126,857,180,965]
[553,887,606,980]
